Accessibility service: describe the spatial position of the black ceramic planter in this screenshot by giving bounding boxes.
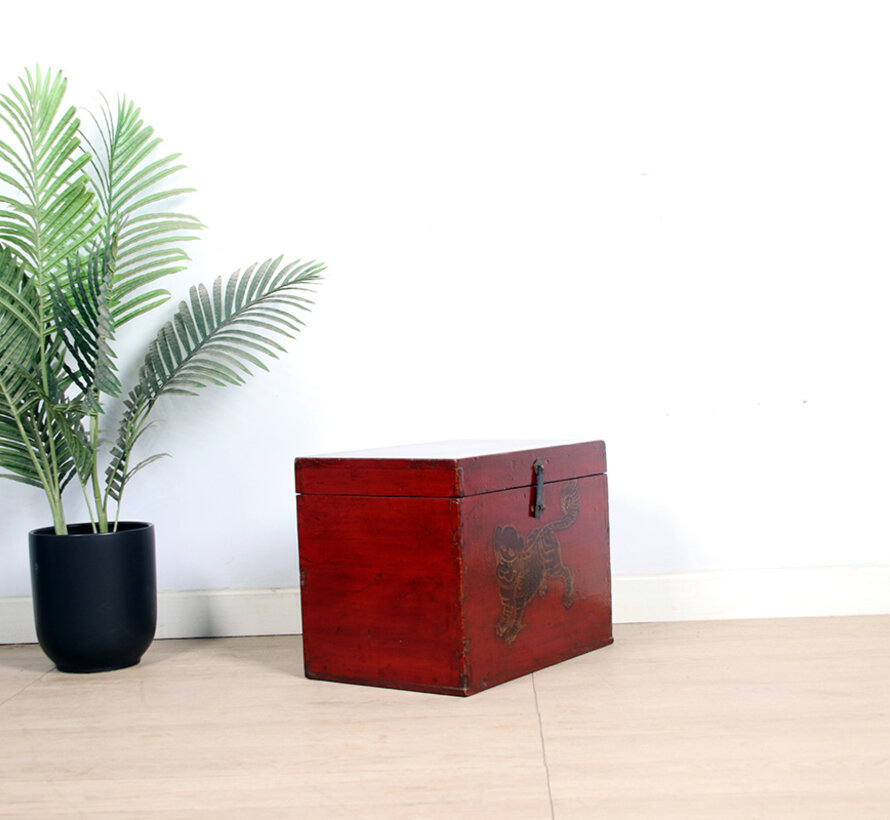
[29,522,157,673]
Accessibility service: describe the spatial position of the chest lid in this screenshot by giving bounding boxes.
[294,439,606,498]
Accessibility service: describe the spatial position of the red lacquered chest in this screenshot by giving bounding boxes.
[294,440,612,696]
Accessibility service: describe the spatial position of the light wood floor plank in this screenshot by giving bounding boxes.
[0,645,51,707]
[0,637,550,818]
[535,616,890,819]
[0,616,887,818]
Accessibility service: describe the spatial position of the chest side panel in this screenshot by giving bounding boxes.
[297,494,464,694]
[460,474,612,693]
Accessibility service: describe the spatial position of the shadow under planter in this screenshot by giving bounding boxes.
[29,522,157,673]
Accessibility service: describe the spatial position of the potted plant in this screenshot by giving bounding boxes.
[0,67,323,672]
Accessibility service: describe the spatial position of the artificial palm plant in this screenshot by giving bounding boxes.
[0,67,323,535]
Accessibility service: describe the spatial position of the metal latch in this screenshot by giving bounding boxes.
[532,459,546,518]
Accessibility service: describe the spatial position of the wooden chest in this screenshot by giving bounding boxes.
[294,440,612,696]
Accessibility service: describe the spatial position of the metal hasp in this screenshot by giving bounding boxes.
[532,459,546,518]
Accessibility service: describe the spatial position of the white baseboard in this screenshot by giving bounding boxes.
[0,588,302,646]
[612,566,890,623]
[155,588,301,639]
[2,566,888,645]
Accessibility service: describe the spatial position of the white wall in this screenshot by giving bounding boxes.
[2,2,889,603]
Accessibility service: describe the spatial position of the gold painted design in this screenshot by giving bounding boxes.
[494,480,578,645]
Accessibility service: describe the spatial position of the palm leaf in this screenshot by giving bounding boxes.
[48,243,120,400]
[14,365,86,491]
[0,247,41,484]
[83,96,203,327]
[105,257,323,502]
[0,246,66,489]
[0,67,100,285]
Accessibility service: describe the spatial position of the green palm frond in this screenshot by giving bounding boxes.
[0,246,79,492]
[148,258,322,395]
[105,257,323,502]
[83,96,202,327]
[14,364,85,492]
[0,67,99,284]
[48,243,120,400]
[0,246,43,487]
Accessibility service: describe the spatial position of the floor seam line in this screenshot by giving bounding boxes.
[532,673,556,820]
[0,667,54,710]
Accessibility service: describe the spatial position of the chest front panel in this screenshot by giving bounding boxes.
[460,474,612,693]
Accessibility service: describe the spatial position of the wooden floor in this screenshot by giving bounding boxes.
[1,616,888,818]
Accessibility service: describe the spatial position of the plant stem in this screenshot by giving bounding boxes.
[89,412,108,533]
[49,498,68,535]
